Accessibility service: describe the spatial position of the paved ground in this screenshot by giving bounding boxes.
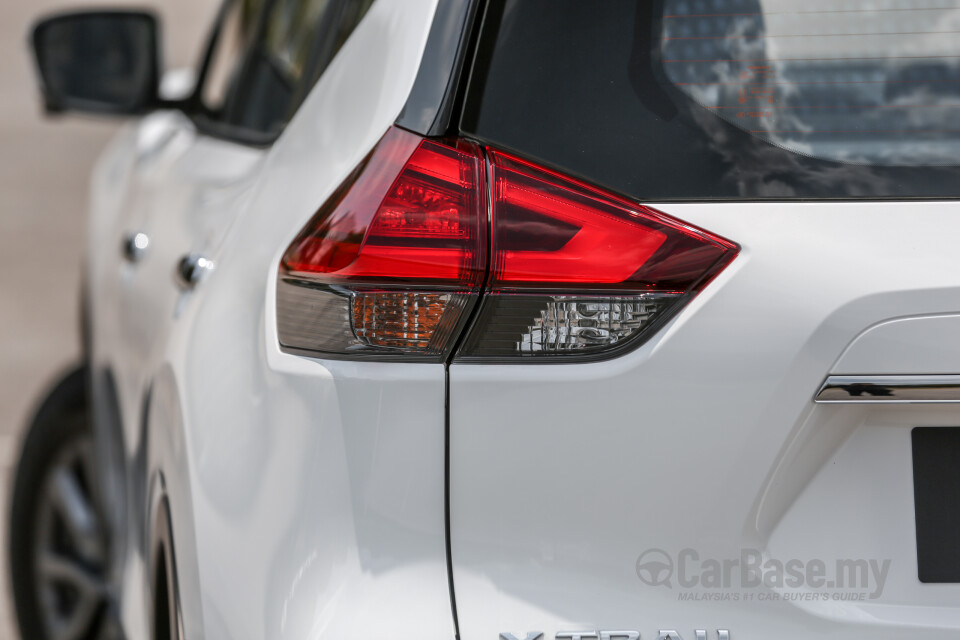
[0,1,216,636]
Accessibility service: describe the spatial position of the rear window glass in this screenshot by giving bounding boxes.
[462,0,960,199]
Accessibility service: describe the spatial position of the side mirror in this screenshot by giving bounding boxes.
[30,10,162,116]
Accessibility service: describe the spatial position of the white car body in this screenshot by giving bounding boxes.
[88,1,451,638]
[71,0,960,638]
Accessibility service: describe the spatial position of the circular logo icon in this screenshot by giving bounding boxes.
[635,549,674,588]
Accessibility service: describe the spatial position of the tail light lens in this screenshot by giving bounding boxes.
[277,127,737,362]
[277,127,485,361]
[455,151,737,359]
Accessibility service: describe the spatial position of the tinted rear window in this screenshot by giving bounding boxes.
[461,0,960,200]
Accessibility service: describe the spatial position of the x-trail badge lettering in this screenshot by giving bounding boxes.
[501,634,544,640]
[501,631,730,640]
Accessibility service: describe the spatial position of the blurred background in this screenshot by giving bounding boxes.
[0,0,218,636]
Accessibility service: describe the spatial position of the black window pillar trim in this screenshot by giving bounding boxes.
[395,0,481,137]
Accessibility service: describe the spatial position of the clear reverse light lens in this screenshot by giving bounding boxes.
[458,293,680,358]
[516,295,678,353]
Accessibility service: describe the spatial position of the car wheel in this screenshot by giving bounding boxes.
[9,367,115,640]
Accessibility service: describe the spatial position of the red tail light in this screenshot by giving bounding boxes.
[277,128,485,360]
[282,127,485,285]
[277,127,737,362]
[454,151,737,359]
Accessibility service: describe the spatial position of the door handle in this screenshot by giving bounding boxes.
[121,232,150,263]
[176,253,215,289]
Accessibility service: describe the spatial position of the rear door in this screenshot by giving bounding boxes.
[449,2,960,639]
[89,0,378,634]
[95,0,267,469]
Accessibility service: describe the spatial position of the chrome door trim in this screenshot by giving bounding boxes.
[815,375,960,403]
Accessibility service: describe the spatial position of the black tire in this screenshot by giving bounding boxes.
[9,366,111,640]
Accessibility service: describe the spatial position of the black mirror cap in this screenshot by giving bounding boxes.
[30,10,162,116]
